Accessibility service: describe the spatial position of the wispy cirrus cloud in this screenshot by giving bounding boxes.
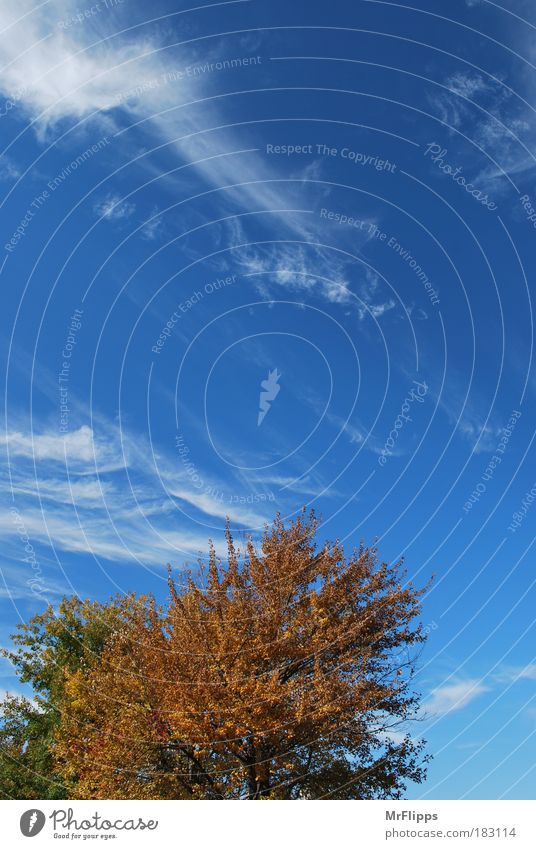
[0,0,384,262]
[0,502,215,566]
[0,557,69,603]
[431,371,505,455]
[0,410,276,569]
[492,664,536,684]
[237,241,353,304]
[425,678,490,716]
[3,424,101,464]
[2,423,131,474]
[7,474,114,510]
[140,207,163,240]
[0,155,21,181]
[430,69,536,183]
[231,232,396,319]
[423,663,536,724]
[94,193,136,222]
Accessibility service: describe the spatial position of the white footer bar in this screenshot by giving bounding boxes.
[2,799,533,848]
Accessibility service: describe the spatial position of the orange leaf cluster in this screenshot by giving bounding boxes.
[53,511,428,799]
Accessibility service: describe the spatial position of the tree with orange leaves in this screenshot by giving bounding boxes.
[53,510,430,799]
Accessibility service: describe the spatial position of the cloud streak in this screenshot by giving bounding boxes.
[1,411,277,570]
[425,678,489,716]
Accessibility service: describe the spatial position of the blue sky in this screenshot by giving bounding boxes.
[0,0,535,799]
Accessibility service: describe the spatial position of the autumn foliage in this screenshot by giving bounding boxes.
[1,511,429,799]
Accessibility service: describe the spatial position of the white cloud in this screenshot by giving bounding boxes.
[141,207,162,240]
[407,304,428,321]
[434,376,503,455]
[9,475,112,509]
[325,410,388,455]
[0,0,384,260]
[0,407,276,569]
[0,155,21,180]
[0,0,301,235]
[0,0,165,129]
[232,238,393,315]
[355,268,397,321]
[433,71,503,133]
[260,473,332,497]
[515,665,536,681]
[0,560,68,603]
[2,424,94,462]
[0,503,213,565]
[377,728,411,746]
[0,2,340,250]
[457,419,501,454]
[426,678,489,716]
[358,299,396,321]
[168,485,269,527]
[446,72,490,100]
[430,70,536,184]
[235,241,353,304]
[94,193,136,222]
[493,664,536,684]
[0,424,124,470]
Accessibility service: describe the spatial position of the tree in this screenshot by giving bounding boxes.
[53,510,429,799]
[0,595,148,800]
[0,694,62,800]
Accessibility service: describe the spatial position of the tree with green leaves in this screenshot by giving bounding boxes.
[0,595,149,799]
